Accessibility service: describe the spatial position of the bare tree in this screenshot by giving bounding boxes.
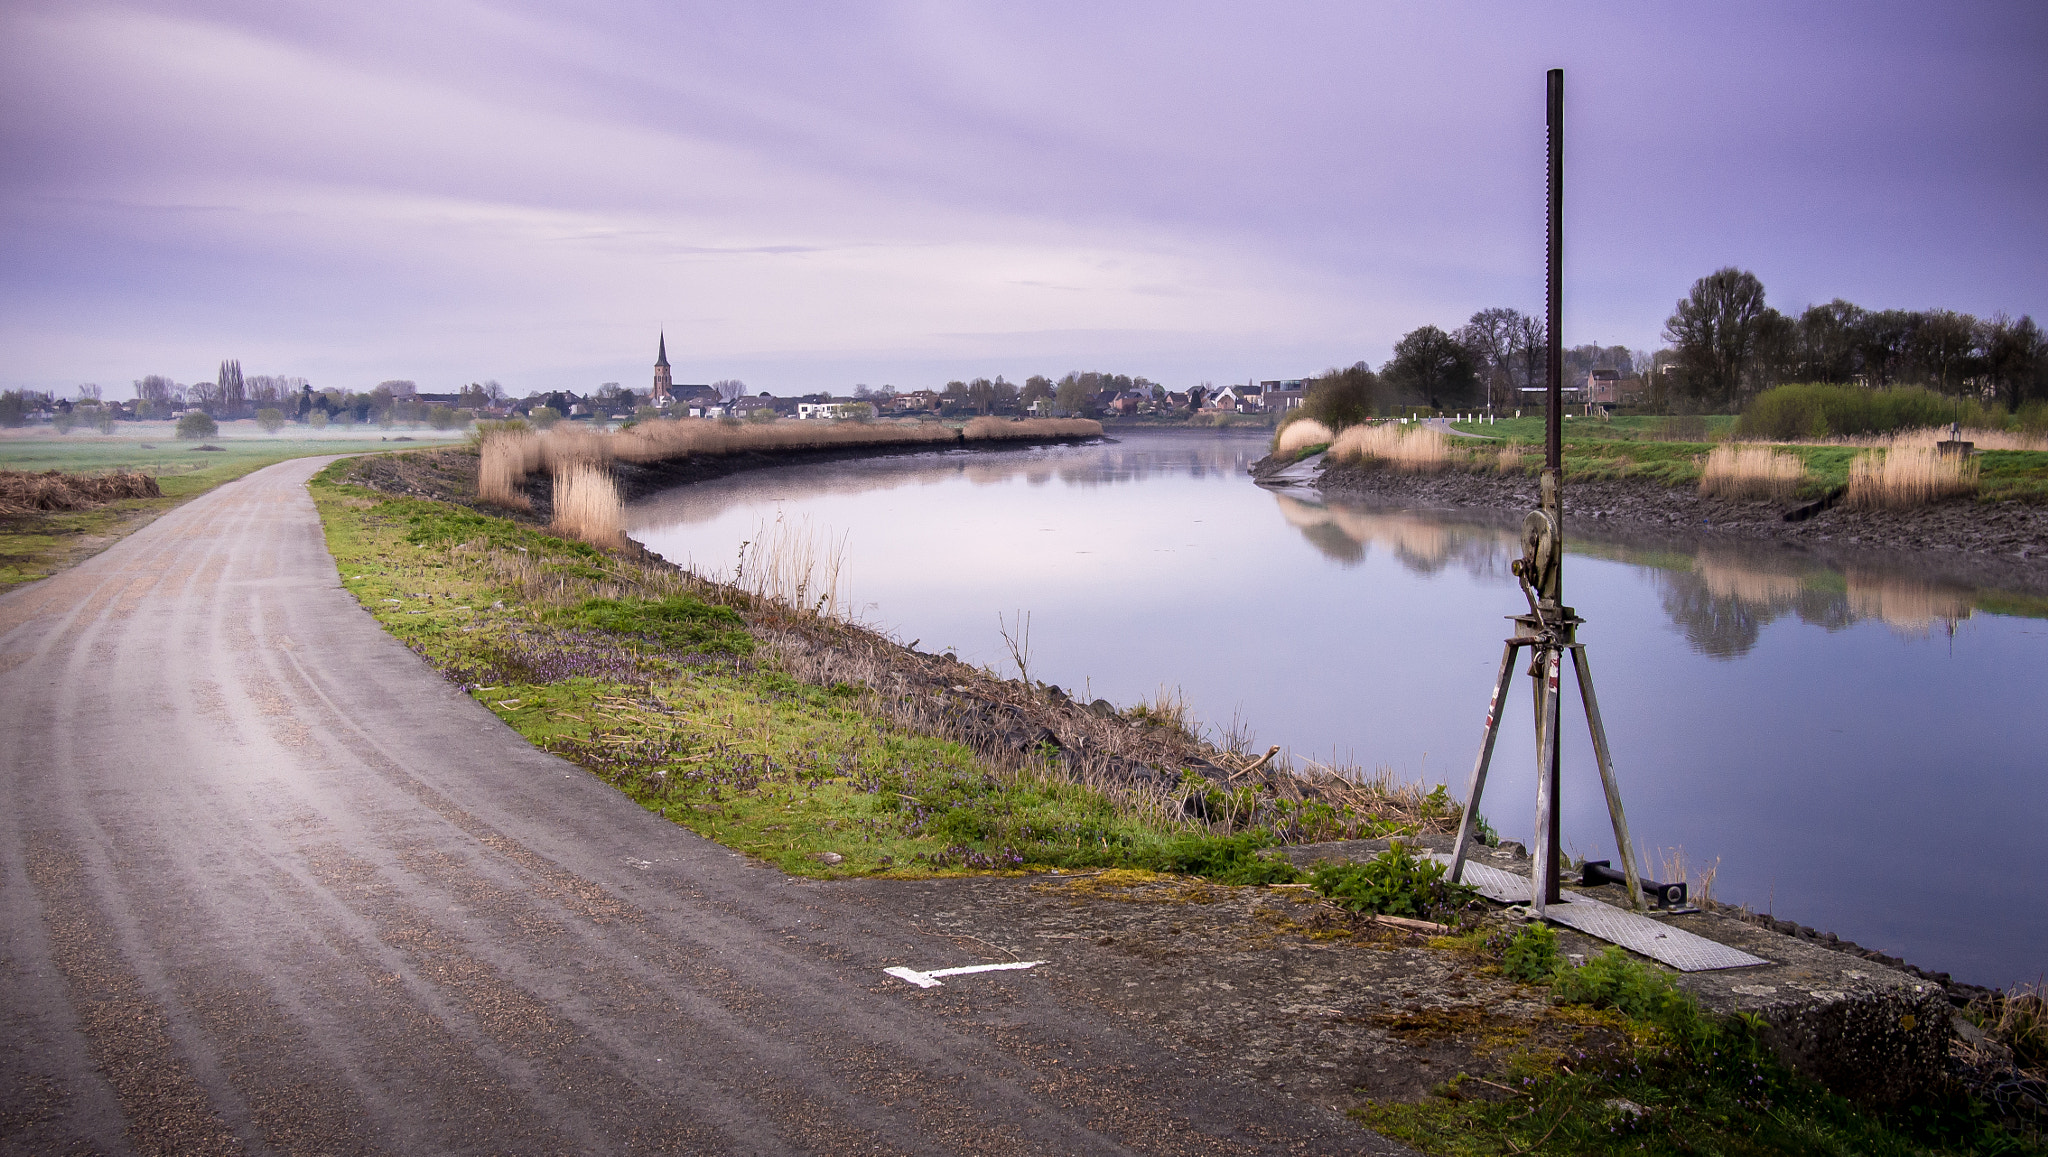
[713,379,747,403]
[1663,268,1776,410]
[1457,308,1523,411]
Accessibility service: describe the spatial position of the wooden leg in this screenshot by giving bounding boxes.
[1449,640,1522,883]
[1572,644,1645,911]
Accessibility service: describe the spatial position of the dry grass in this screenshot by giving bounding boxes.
[1275,419,1335,455]
[0,469,161,516]
[550,461,624,546]
[477,430,540,510]
[1844,445,1980,509]
[1495,445,1529,474]
[1837,426,2048,453]
[476,416,1101,505]
[734,512,849,620]
[1327,422,1449,471]
[1698,443,1806,501]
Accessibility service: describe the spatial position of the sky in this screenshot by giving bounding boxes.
[3,1,2044,398]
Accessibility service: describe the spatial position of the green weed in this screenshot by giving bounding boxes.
[1308,844,1477,921]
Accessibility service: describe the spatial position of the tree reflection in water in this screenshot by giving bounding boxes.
[1271,494,1980,658]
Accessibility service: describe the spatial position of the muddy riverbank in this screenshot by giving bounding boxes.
[1267,455,2048,597]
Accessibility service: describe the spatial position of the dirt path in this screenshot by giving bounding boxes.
[0,457,1407,1155]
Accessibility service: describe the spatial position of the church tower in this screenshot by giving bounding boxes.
[652,332,673,403]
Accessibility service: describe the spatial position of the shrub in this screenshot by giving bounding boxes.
[1307,844,1476,920]
[1738,383,2000,441]
[256,407,286,433]
[1136,830,1300,884]
[309,410,329,430]
[175,411,218,439]
[1550,946,1694,1025]
[529,406,562,430]
[1502,922,1559,982]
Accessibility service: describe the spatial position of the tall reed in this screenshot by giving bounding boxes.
[550,461,624,545]
[734,513,848,620]
[477,429,540,509]
[1697,443,1806,501]
[1845,445,1979,509]
[1275,419,1335,455]
[1327,422,1449,471]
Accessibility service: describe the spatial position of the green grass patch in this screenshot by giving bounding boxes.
[1360,934,2041,1156]
[1307,843,1477,921]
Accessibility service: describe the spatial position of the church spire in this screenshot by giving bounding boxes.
[652,330,674,402]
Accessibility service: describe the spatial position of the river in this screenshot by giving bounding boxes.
[628,428,2047,989]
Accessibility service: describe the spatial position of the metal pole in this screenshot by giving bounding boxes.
[1529,645,1561,912]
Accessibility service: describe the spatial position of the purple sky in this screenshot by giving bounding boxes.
[4,1,2044,397]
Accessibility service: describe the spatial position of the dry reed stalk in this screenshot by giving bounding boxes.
[0,469,161,515]
[1275,420,1335,455]
[734,513,849,619]
[550,462,624,546]
[1837,427,2048,453]
[1698,443,1806,500]
[1845,445,1979,509]
[604,415,1101,466]
[477,430,539,509]
[1327,422,1449,471]
[1495,445,1527,474]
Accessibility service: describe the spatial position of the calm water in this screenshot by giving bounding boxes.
[630,430,2048,988]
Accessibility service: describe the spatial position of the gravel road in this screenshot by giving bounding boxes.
[0,458,1400,1155]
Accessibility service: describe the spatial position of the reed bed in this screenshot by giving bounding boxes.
[476,416,1100,505]
[477,430,541,509]
[550,461,624,546]
[1845,445,1979,509]
[1327,422,1449,471]
[1494,444,1529,474]
[0,469,160,516]
[1697,443,1806,501]
[1839,426,2048,453]
[1275,419,1335,455]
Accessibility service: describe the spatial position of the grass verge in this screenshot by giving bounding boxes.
[308,457,1444,880]
[0,433,455,588]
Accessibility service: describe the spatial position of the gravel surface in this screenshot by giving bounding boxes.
[0,457,1407,1155]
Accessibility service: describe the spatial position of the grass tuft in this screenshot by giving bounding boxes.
[1698,443,1806,501]
[1846,446,1980,509]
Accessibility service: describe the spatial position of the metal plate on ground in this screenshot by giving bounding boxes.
[1434,855,1769,973]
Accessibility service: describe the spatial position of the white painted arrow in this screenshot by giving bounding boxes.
[883,960,1047,988]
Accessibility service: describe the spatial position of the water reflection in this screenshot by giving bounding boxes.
[1271,493,1981,657]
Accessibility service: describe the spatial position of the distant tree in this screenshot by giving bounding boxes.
[1906,309,1981,394]
[1855,309,1917,387]
[0,391,27,428]
[528,405,561,429]
[309,410,330,430]
[256,407,286,433]
[1457,308,1525,410]
[1794,300,1867,383]
[133,375,178,406]
[1021,375,1055,408]
[1383,325,1478,411]
[1662,268,1777,410]
[458,382,491,409]
[1054,375,1091,416]
[1981,313,2047,411]
[1513,313,1546,396]
[712,379,747,403]
[175,411,218,440]
[377,379,418,398]
[1297,363,1379,429]
[217,360,246,416]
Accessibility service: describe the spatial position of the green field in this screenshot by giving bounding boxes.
[0,429,463,588]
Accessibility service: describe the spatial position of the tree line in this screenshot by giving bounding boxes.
[1659,268,2045,412]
